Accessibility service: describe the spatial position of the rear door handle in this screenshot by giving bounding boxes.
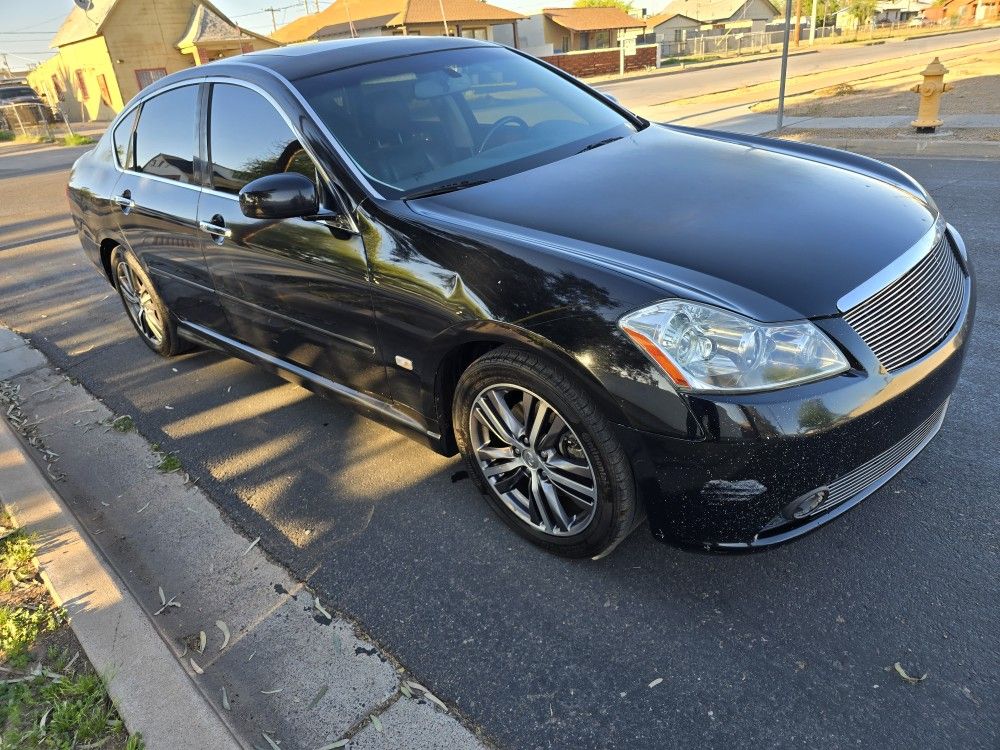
[198,220,232,239]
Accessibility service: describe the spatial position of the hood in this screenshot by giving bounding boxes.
[411,125,937,321]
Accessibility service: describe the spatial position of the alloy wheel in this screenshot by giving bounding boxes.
[116,260,165,346]
[469,384,598,537]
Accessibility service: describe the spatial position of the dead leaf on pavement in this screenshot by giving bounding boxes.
[893,662,927,684]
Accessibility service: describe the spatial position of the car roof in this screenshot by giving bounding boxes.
[220,36,498,81]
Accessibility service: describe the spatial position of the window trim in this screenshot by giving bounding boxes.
[97,74,112,107]
[74,69,89,100]
[135,67,168,90]
[112,106,138,170]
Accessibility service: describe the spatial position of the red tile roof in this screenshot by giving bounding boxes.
[273,0,524,42]
[542,6,646,31]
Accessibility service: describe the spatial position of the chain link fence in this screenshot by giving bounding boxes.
[656,18,965,63]
[0,102,79,142]
[658,27,844,60]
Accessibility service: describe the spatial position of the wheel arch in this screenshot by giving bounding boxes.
[427,320,632,454]
[99,237,121,285]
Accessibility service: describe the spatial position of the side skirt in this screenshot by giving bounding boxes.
[176,321,448,454]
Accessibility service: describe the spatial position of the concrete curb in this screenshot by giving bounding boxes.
[785,137,1000,158]
[0,403,245,750]
[0,325,491,750]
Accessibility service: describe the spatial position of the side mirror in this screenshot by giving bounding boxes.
[238,172,319,220]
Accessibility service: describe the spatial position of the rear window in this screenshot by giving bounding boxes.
[0,87,37,102]
[112,108,137,169]
[132,85,198,184]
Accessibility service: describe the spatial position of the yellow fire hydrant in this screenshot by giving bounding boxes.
[911,57,952,132]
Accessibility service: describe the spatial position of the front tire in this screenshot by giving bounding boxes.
[453,346,639,559]
[111,246,189,357]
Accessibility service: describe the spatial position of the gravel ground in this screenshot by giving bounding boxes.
[754,49,1000,116]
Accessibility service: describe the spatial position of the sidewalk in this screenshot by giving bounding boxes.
[0,326,489,750]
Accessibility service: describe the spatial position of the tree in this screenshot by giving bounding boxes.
[847,0,877,25]
[573,0,635,12]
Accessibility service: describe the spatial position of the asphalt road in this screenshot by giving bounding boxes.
[599,26,1000,109]
[0,144,996,749]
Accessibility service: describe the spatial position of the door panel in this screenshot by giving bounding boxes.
[199,83,385,397]
[113,84,228,332]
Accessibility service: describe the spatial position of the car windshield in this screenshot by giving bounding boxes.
[295,46,640,199]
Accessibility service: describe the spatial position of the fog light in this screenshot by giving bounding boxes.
[783,487,830,520]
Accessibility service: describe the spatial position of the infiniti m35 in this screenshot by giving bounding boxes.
[67,37,974,557]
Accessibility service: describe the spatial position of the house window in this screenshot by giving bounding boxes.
[51,75,63,96]
[460,27,488,39]
[135,68,168,90]
[74,69,89,100]
[561,35,570,52]
[97,74,112,107]
[674,28,685,42]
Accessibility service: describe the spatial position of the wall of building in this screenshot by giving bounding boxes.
[28,36,121,122]
[102,0,203,106]
[492,15,552,54]
[540,43,656,77]
[650,15,701,42]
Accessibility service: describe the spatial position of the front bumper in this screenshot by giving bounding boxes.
[617,263,975,550]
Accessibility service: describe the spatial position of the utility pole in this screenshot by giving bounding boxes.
[809,0,818,43]
[793,0,802,45]
[303,0,310,12]
[263,6,279,32]
[314,0,321,11]
[438,0,450,35]
[344,0,357,37]
[776,0,793,131]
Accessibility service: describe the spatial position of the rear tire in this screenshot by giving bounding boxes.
[453,346,639,559]
[111,246,190,357]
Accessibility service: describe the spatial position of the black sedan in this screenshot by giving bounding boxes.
[67,37,974,558]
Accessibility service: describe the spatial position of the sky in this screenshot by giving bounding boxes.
[0,0,587,71]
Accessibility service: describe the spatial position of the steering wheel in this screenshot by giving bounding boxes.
[477,115,529,155]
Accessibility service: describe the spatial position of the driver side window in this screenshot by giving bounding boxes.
[208,83,318,195]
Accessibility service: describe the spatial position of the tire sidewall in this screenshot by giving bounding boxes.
[110,246,176,357]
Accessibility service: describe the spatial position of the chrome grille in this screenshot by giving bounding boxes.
[811,400,948,516]
[844,236,965,371]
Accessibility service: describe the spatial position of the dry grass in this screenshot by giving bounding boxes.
[753,50,1000,117]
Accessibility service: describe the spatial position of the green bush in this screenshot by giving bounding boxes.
[63,134,95,147]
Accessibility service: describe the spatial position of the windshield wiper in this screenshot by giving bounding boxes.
[402,179,493,201]
[577,136,623,154]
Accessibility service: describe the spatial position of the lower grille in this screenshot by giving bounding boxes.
[810,400,948,516]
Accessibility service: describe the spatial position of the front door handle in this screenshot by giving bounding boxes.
[198,220,232,240]
[114,191,134,213]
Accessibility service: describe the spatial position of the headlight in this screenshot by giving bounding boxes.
[619,300,849,393]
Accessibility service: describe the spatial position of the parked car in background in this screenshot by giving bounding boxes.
[66,37,974,558]
[0,83,57,130]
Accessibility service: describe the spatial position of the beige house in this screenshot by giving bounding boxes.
[643,12,702,43]
[653,0,780,28]
[272,0,527,45]
[28,0,277,123]
[540,7,646,53]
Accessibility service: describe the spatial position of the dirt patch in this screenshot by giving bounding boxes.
[753,49,1000,116]
[774,126,1000,141]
